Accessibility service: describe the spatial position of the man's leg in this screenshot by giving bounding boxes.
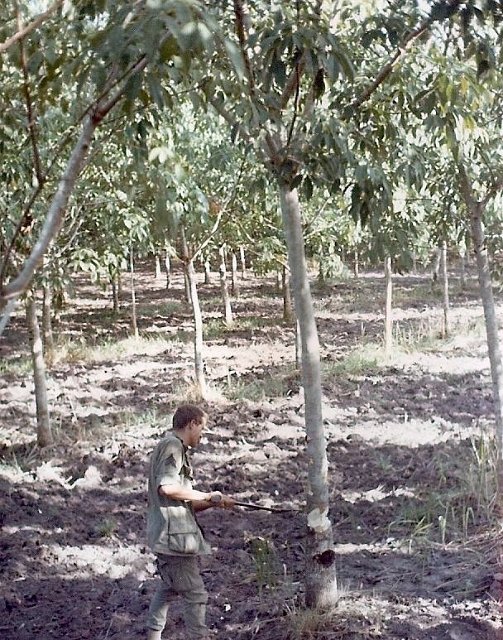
[146,557,174,639]
[163,556,209,639]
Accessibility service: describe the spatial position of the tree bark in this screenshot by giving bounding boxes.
[231,251,239,297]
[282,265,294,322]
[42,281,54,360]
[440,240,450,338]
[384,256,393,356]
[278,182,336,608]
[111,274,119,314]
[26,294,52,447]
[155,254,162,280]
[239,245,246,279]
[204,259,211,285]
[130,244,138,338]
[181,229,206,397]
[164,250,171,290]
[219,246,233,326]
[459,165,503,496]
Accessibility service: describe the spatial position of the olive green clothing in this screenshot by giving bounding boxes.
[146,554,208,637]
[147,432,211,556]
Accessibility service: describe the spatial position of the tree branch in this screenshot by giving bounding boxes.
[351,0,463,111]
[0,0,64,54]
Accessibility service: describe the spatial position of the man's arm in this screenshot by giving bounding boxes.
[158,484,235,510]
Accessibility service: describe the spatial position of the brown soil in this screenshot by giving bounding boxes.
[1,264,502,639]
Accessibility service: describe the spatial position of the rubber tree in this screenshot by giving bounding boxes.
[406,8,503,494]
[199,0,472,606]
[0,0,226,333]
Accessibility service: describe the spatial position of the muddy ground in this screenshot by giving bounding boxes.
[0,263,502,639]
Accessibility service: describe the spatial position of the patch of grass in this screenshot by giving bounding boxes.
[0,356,32,376]
[245,534,281,593]
[52,333,178,364]
[204,315,282,340]
[323,344,382,377]
[95,518,117,538]
[138,300,184,318]
[224,367,299,402]
[392,433,498,545]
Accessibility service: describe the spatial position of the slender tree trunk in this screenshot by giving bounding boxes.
[181,229,206,397]
[459,166,503,496]
[164,250,171,290]
[384,256,393,356]
[275,270,282,293]
[295,319,302,370]
[183,271,191,304]
[155,254,162,280]
[431,246,441,283]
[117,271,123,300]
[282,265,294,322]
[219,246,233,326]
[459,250,466,290]
[239,245,246,279]
[111,274,119,314]
[26,295,52,447]
[231,252,239,297]
[204,259,211,285]
[353,249,359,279]
[130,244,138,338]
[440,240,450,338]
[42,281,54,360]
[279,182,336,608]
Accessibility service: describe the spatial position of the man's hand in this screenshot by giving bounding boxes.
[209,492,235,509]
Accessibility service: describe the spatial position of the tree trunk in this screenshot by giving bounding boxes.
[181,229,206,397]
[42,281,54,360]
[459,166,503,496]
[353,249,359,279]
[130,244,138,338]
[204,259,211,285]
[26,295,52,447]
[384,256,393,356]
[239,245,246,279]
[431,247,441,283]
[111,274,119,314]
[278,182,336,608]
[231,252,239,297]
[165,250,171,290]
[295,319,302,370]
[440,240,450,338]
[155,254,162,280]
[219,246,233,326]
[282,265,294,322]
[275,270,282,293]
[467,202,503,491]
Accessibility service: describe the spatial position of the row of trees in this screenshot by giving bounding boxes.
[1,0,503,607]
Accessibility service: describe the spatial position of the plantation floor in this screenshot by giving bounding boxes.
[1,264,502,639]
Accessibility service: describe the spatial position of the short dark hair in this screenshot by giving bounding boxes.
[172,404,207,430]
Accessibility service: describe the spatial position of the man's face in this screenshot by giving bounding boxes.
[188,416,207,448]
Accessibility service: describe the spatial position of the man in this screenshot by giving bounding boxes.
[146,404,235,640]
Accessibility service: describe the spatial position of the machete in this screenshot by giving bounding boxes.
[234,500,299,513]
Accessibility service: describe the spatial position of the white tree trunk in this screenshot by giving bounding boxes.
[279,182,336,607]
[181,229,206,397]
[111,274,119,314]
[155,254,162,280]
[26,295,52,447]
[130,244,138,338]
[42,281,54,360]
[282,265,294,322]
[239,245,246,279]
[459,167,503,493]
[219,246,233,326]
[440,240,450,338]
[204,258,211,285]
[164,250,171,290]
[231,252,239,297]
[384,256,393,356]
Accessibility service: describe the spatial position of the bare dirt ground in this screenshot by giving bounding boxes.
[1,263,502,639]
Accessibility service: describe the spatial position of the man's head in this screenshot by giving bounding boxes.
[172,404,207,448]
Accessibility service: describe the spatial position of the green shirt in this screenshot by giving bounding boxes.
[147,432,211,556]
